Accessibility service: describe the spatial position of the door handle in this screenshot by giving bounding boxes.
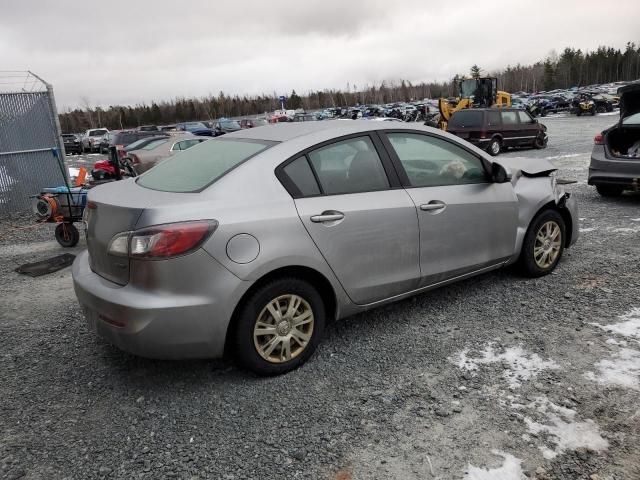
[310,212,345,223]
[420,203,446,211]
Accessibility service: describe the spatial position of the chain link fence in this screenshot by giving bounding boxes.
[0,71,67,215]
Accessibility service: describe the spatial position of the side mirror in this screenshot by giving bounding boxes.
[491,163,512,183]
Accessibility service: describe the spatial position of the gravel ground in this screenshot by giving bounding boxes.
[1,114,640,480]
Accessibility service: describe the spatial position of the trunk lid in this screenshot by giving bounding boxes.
[85,178,203,285]
[618,82,640,125]
[85,180,144,285]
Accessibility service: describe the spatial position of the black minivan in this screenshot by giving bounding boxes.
[447,108,548,156]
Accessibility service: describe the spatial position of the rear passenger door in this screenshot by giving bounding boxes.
[277,135,421,305]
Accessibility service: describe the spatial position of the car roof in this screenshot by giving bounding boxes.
[452,108,520,113]
[223,120,420,142]
[618,81,640,95]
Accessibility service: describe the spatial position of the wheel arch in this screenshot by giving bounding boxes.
[224,265,338,356]
[529,200,574,248]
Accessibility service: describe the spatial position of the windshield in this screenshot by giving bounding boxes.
[89,129,107,137]
[220,120,241,129]
[137,139,274,192]
[253,119,268,126]
[459,79,478,98]
[622,112,640,125]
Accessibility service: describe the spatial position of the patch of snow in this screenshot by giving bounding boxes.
[579,227,597,233]
[611,227,640,234]
[593,308,640,342]
[452,344,558,389]
[631,218,640,222]
[584,348,640,390]
[464,450,525,480]
[606,338,628,347]
[545,153,581,160]
[523,397,608,458]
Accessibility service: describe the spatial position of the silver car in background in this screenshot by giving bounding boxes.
[72,121,579,375]
[126,134,208,173]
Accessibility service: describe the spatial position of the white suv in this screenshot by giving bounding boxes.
[81,128,109,153]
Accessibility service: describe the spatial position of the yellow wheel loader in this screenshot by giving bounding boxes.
[438,77,511,130]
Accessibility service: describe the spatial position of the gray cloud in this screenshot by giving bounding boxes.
[1,0,638,109]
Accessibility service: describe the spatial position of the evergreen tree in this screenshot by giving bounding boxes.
[288,90,303,110]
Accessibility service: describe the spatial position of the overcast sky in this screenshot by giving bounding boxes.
[1,0,638,109]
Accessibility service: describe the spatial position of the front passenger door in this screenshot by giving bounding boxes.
[382,132,518,286]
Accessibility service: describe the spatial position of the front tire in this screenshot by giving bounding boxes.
[233,277,325,375]
[518,210,565,277]
[596,185,623,197]
[534,133,547,149]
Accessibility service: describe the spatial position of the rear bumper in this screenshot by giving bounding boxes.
[72,249,248,359]
[588,148,640,189]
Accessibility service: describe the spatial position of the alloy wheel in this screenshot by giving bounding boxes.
[533,220,562,269]
[253,294,314,363]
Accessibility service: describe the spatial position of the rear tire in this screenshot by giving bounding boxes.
[596,185,623,197]
[232,277,325,376]
[487,137,501,156]
[518,210,565,277]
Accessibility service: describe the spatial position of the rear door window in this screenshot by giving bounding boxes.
[501,111,519,125]
[137,138,274,192]
[449,110,484,128]
[307,136,389,195]
[487,111,501,126]
[282,157,321,197]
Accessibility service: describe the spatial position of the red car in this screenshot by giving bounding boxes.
[240,118,269,129]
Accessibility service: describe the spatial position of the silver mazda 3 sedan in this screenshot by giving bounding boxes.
[72,121,579,375]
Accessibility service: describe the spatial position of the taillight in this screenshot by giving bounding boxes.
[594,133,603,145]
[107,221,217,259]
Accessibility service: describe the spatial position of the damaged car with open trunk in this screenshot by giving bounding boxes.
[589,82,640,197]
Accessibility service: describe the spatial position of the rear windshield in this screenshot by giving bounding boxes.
[449,110,484,128]
[89,129,107,136]
[139,139,169,151]
[124,137,163,151]
[137,138,274,192]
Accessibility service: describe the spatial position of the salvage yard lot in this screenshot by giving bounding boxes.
[1,115,639,480]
